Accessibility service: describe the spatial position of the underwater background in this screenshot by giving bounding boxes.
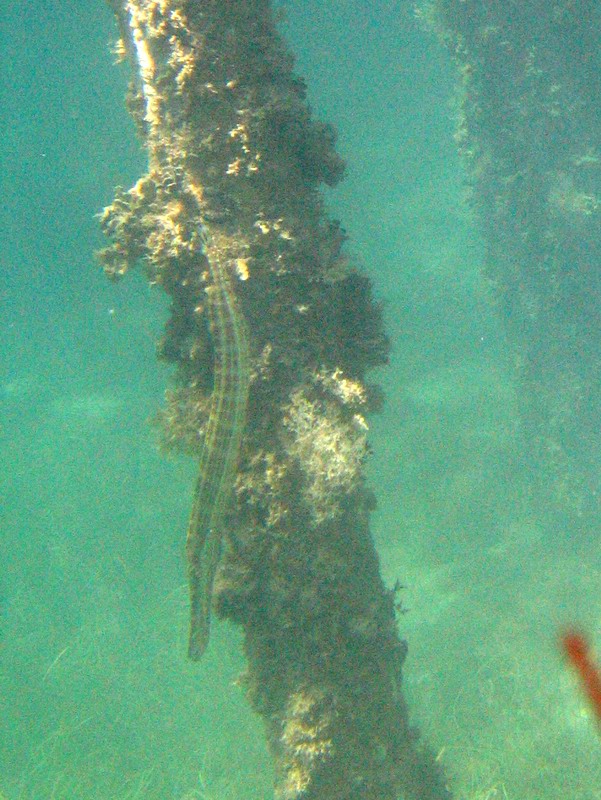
[1,1,601,798]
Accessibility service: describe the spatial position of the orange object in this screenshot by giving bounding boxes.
[562,630,601,721]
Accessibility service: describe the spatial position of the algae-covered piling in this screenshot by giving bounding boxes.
[429,0,601,520]
[100,2,450,799]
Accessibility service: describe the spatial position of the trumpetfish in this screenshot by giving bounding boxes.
[186,239,250,661]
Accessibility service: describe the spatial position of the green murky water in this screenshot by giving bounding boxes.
[1,2,600,798]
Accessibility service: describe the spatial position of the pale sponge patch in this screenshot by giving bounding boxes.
[283,370,368,523]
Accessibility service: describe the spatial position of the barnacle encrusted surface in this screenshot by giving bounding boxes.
[101,2,449,799]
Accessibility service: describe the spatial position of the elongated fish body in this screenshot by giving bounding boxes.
[186,243,250,661]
